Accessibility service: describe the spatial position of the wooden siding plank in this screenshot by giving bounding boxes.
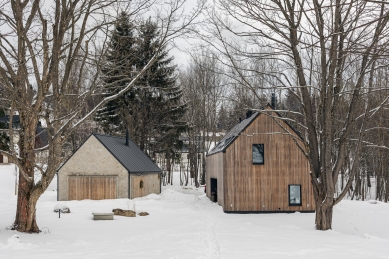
[130,174,160,199]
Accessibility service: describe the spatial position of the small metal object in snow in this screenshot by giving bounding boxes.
[58,209,60,218]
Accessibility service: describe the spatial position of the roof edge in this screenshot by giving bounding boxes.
[208,112,260,156]
[57,133,94,172]
[207,105,304,156]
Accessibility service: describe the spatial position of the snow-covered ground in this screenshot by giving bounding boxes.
[1,163,389,259]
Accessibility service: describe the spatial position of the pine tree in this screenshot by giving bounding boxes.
[95,12,137,134]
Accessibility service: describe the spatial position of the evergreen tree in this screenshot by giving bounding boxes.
[97,15,186,156]
[126,18,186,154]
[95,12,137,134]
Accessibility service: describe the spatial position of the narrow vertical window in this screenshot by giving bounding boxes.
[252,144,264,164]
[289,185,302,206]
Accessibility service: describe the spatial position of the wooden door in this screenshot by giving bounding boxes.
[0,155,3,163]
[68,176,117,200]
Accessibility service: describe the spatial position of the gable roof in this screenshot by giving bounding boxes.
[93,133,161,173]
[58,133,161,174]
[207,105,302,156]
[207,111,260,156]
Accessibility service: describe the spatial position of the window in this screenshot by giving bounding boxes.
[252,144,264,164]
[289,185,302,206]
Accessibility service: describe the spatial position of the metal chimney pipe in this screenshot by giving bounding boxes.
[271,93,276,109]
[125,129,129,146]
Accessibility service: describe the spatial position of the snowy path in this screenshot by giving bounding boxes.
[1,164,389,259]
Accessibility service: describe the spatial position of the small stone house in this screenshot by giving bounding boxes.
[57,133,161,201]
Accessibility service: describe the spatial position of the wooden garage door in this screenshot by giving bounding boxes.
[68,176,117,200]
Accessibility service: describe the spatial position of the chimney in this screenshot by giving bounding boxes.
[246,110,253,118]
[125,129,129,146]
[271,93,277,109]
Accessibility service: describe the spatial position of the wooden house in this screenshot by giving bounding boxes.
[206,105,315,213]
[57,133,162,201]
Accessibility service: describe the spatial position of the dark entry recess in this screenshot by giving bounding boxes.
[210,178,218,203]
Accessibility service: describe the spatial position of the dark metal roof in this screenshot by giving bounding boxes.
[93,133,161,173]
[207,112,260,156]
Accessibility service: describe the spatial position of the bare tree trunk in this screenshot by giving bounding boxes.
[362,176,365,202]
[315,200,334,230]
[385,179,389,203]
[13,173,39,233]
[166,155,171,185]
[200,132,206,185]
[170,157,173,185]
[180,164,182,186]
[185,156,189,186]
[13,116,40,232]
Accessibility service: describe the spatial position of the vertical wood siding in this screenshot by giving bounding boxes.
[130,173,161,199]
[210,111,315,212]
[68,176,117,200]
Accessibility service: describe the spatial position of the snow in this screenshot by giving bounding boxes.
[54,203,70,213]
[1,163,389,258]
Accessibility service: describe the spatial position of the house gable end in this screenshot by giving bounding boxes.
[58,135,126,174]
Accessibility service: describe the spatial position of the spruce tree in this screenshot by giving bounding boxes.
[127,18,186,154]
[97,15,186,156]
[95,12,137,134]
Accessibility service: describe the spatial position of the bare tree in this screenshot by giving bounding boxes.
[0,0,204,233]
[179,50,226,186]
[199,0,389,230]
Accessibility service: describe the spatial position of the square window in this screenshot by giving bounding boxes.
[252,144,264,164]
[289,185,302,206]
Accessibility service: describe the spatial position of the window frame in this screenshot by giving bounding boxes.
[252,144,265,165]
[288,184,302,206]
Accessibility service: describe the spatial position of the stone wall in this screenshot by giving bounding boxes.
[58,135,128,200]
